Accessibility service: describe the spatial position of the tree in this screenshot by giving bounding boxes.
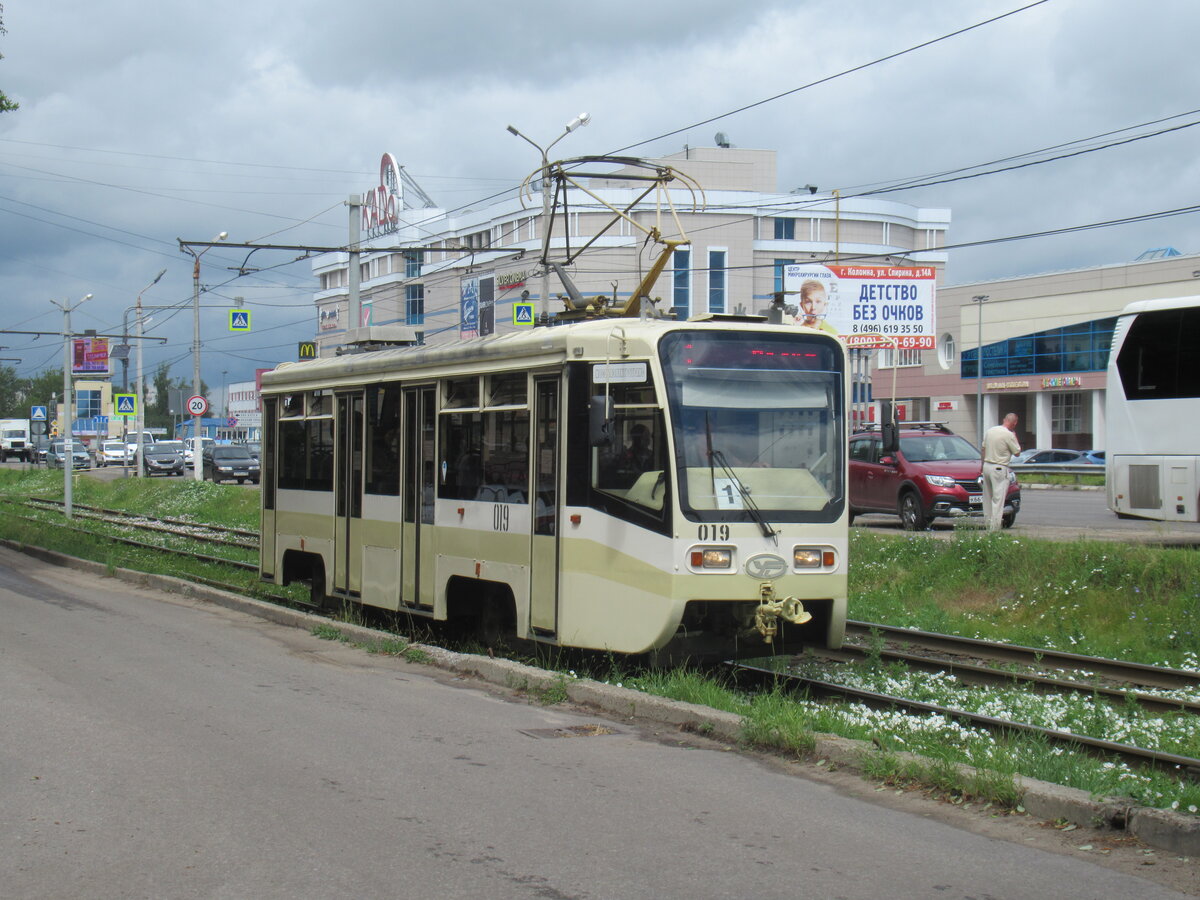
[148,363,173,428]
[0,6,17,114]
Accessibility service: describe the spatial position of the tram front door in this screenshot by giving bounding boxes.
[529,376,559,633]
[401,386,436,608]
[332,393,363,597]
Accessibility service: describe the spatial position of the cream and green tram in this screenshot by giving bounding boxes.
[259,317,848,656]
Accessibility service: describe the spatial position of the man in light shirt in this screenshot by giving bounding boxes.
[981,412,1020,531]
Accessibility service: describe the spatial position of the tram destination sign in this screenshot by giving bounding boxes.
[592,362,647,384]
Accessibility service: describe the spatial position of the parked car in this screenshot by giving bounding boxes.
[849,422,1020,530]
[184,436,214,468]
[140,441,186,477]
[46,440,91,470]
[1009,448,1097,466]
[1082,450,1106,465]
[99,440,132,467]
[202,445,260,484]
[236,441,261,463]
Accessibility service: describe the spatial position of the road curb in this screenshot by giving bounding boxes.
[4,537,1195,856]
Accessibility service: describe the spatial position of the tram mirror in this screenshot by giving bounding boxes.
[880,400,899,454]
[589,395,615,446]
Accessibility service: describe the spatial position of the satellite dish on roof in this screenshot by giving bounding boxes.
[714,132,731,148]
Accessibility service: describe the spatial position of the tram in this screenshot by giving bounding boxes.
[259,316,848,657]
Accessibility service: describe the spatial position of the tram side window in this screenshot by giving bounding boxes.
[365,383,402,495]
[278,419,334,491]
[438,410,530,503]
[438,412,483,501]
[565,363,670,535]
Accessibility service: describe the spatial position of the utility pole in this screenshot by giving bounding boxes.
[50,293,92,518]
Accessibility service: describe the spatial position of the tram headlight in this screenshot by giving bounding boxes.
[794,547,836,569]
[690,548,733,569]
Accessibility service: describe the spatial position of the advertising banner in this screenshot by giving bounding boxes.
[72,337,109,374]
[782,264,937,350]
[460,276,479,339]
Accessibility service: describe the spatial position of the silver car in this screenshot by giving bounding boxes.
[47,441,91,469]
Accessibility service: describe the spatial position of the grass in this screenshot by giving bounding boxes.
[2,468,1197,817]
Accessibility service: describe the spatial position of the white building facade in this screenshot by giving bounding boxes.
[310,147,950,354]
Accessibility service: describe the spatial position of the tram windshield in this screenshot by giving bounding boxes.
[660,330,844,523]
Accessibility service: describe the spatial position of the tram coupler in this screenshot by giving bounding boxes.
[753,583,812,644]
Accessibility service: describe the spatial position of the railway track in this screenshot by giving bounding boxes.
[728,660,1200,779]
[820,621,1200,715]
[24,497,259,550]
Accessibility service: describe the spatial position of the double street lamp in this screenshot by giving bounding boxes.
[506,113,590,319]
[50,292,92,518]
[181,231,227,481]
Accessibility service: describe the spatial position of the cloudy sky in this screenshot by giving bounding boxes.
[1,0,1197,391]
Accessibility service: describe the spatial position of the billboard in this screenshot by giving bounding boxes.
[782,264,937,349]
[460,276,479,339]
[72,337,109,374]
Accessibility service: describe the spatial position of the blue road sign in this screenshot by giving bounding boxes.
[114,394,137,416]
[513,302,535,326]
[31,405,47,421]
[229,309,251,332]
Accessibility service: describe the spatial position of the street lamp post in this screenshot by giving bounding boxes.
[972,294,990,443]
[181,232,227,481]
[50,293,93,518]
[133,269,167,478]
[506,113,590,320]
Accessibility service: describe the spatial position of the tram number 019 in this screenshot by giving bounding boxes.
[697,524,730,541]
[493,504,510,532]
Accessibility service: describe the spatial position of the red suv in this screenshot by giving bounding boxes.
[848,423,1020,529]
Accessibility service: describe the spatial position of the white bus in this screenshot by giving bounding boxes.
[259,317,849,658]
[1106,295,1200,520]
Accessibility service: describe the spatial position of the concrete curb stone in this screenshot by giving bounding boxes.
[4,538,1195,856]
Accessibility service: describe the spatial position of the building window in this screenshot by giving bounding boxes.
[878,348,923,368]
[1052,392,1085,433]
[961,318,1117,380]
[773,258,794,296]
[708,249,726,314]
[937,334,956,370]
[773,218,796,240]
[406,284,425,325]
[76,389,101,419]
[672,248,691,319]
[404,251,422,278]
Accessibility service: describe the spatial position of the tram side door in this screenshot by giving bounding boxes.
[333,393,364,597]
[529,376,559,633]
[401,386,436,608]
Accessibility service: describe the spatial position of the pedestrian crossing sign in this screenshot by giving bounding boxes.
[114,393,137,416]
[513,302,535,327]
[229,309,251,332]
[31,405,47,421]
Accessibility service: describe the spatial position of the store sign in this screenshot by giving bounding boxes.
[497,270,528,290]
[783,264,937,349]
[986,381,1030,390]
[319,307,339,331]
[936,400,958,411]
[361,153,403,240]
[1042,376,1082,388]
[72,337,109,374]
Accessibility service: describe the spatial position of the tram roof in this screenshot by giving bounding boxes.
[1118,294,1200,317]
[261,316,836,393]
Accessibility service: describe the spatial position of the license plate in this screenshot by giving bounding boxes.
[968,494,982,506]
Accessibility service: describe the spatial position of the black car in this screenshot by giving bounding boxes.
[202,445,260,484]
[141,441,186,476]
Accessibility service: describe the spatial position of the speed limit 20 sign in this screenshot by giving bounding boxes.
[187,395,209,416]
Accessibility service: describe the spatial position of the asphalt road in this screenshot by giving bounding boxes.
[2,547,1194,899]
[857,485,1200,542]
